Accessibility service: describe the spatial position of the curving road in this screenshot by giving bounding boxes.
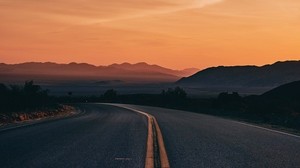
[123,104,300,168]
[0,104,147,168]
[1,103,300,168]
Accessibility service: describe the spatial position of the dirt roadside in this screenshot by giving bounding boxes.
[0,105,77,127]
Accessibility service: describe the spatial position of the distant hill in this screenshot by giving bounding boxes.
[177,61,300,89]
[261,80,300,100]
[0,62,199,84]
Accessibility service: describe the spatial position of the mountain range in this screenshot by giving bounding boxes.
[0,62,199,84]
[177,61,300,89]
[1,60,300,95]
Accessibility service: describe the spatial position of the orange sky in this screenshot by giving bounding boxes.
[0,0,300,69]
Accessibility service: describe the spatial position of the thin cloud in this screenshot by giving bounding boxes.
[2,0,223,25]
[81,0,224,24]
[31,0,224,30]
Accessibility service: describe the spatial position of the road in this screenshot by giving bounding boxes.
[0,104,147,168]
[1,103,300,168]
[124,104,300,168]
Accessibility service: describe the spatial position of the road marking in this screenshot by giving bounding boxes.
[235,121,300,139]
[103,103,170,168]
[153,118,170,168]
[115,158,132,161]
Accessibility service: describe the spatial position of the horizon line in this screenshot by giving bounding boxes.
[1,59,300,71]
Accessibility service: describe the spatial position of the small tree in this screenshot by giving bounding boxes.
[67,91,73,96]
[0,83,8,93]
[160,87,187,107]
[214,92,244,110]
[23,80,42,96]
[162,87,187,99]
[103,89,117,102]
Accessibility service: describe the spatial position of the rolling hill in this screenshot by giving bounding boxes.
[0,62,199,84]
[261,80,300,100]
[177,61,300,89]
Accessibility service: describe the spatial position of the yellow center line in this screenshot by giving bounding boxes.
[103,103,170,168]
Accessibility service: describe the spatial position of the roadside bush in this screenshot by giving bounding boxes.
[0,81,56,113]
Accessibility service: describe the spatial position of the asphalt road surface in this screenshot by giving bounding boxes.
[0,104,147,168]
[124,104,300,168]
[1,103,300,168]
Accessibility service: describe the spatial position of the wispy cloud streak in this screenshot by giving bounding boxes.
[84,0,224,24]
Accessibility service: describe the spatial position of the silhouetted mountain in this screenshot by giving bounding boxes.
[261,80,300,100]
[107,62,198,77]
[0,62,199,84]
[177,61,300,88]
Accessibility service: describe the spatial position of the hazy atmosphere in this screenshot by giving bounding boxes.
[1,1,300,168]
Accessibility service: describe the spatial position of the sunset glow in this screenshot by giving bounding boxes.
[1,0,300,69]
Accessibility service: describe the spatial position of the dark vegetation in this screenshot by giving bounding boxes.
[1,80,300,131]
[58,81,300,131]
[0,81,70,124]
[0,81,59,113]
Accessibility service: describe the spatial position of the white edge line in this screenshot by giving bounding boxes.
[102,103,300,139]
[235,121,300,139]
